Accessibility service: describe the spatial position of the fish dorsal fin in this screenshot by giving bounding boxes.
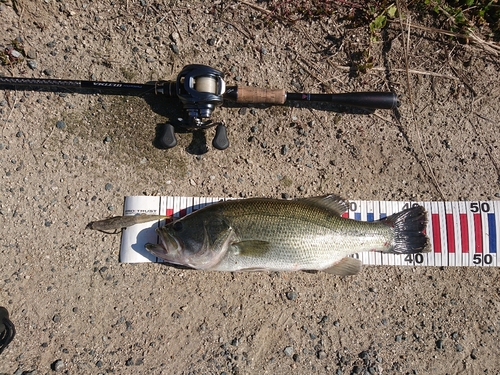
[323,257,362,276]
[299,195,349,216]
[231,240,272,257]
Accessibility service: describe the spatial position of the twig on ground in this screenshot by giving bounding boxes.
[448,64,477,96]
[332,64,460,80]
[220,19,254,41]
[237,0,273,18]
[396,1,446,201]
[293,48,345,88]
[1,91,17,139]
[41,125,55,148]
[390,21,500,57]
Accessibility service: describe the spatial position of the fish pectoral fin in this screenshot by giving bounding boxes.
[231,240,272,257]
[322,257,362,276]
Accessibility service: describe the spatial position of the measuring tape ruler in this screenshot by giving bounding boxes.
[119,196,499,267]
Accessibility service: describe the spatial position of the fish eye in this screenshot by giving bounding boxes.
[172,221,183,231]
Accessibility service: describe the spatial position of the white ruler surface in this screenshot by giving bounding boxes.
[119,196,499,267]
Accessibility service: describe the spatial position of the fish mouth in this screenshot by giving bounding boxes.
[162,228,182,250]
[146,227,182,259]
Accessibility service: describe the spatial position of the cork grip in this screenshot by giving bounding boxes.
[236,86,286,104]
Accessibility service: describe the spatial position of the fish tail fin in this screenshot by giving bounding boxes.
[381,206,430,254]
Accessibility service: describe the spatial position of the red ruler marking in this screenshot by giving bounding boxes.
[459,213,469,253]
[432,213,442,253]
[474,214,483,253]
[446,213,456,253]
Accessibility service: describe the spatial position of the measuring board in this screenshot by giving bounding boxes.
[119,196,499,267]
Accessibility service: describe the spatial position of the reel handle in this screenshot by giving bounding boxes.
[225,86,399,109]
[155,123,177,149]
[212,123,229,150]
[225,86,286,104]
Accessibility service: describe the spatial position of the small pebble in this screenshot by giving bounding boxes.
[170,32,180,43]
[26,50,37,59]
[470,348,477,359]
[436,339,444,350]
[27,60,37,70]
[284,346,294,357]
[286,291,298,301]
[56,120,66,129]
[105,183,113,191]
[317,350,327,360]
[52,314,61,323]
[170,44,179,54]
[51,359,65,372]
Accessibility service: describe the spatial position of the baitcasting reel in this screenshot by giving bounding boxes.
[157,64,229,150]
[0,64,400,151]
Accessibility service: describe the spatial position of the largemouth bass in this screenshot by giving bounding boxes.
[145,195,429,275]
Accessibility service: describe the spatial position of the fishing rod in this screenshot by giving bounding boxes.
[0,64,399,150]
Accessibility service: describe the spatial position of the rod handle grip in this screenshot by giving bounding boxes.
[233,86,286,104]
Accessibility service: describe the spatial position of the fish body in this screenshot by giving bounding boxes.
[145,195,429,275]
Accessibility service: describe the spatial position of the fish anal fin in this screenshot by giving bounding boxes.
[232,240,272,257]
[322,257,362,276]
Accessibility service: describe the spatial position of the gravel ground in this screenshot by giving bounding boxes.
[1,1,499,374]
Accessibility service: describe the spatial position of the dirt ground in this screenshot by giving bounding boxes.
[1,0,499,374]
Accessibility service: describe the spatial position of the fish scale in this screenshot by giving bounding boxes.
[212,199,393,271]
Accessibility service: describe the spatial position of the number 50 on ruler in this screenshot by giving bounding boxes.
[345,200,498,267]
